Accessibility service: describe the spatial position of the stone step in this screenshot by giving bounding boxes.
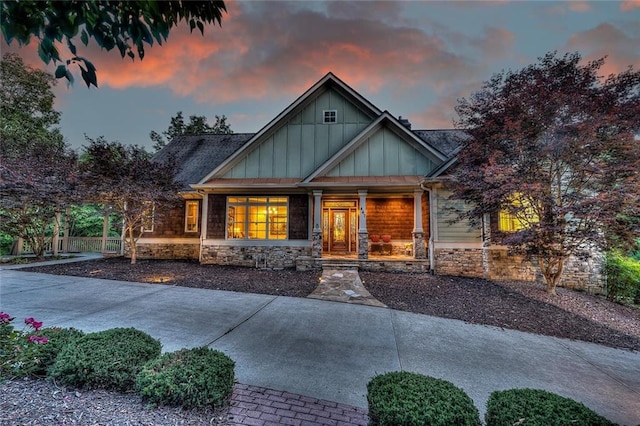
[321,262,359,271]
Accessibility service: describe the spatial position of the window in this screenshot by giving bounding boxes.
[498,195,539,232]
[323,109,337,124]
[142,202,155,233]
[227,196,288,240]
[185,200,199,232]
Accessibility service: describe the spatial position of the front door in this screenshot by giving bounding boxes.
[330,209,349,252]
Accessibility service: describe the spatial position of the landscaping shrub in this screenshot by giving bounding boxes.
[28,327,85,377]
[605,250,640,304]
[136,346,235,409]
[367,371,481,426]
[49,327,161,392]
[485,389,616,426]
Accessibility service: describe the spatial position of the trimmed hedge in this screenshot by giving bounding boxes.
[136,346,235,408]
[367,371,481,426]
[485,389,616,426]
[28,327,85,377]
[48,327,161,392]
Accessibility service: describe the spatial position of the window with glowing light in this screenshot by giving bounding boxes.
[498,194,539,232]
[185,200,199,232]
[141,202,154,232]
[227,197,288,240]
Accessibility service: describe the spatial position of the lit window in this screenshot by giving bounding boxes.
[185,200,199,232]
[323,109,337,124]
[142,202,154,233]
[498,194,539,232]
[227,196,288,240]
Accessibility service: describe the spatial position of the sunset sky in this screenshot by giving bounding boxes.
[3,0,639,152]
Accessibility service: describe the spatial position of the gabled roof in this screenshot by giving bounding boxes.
[302,111,448,183]
[153,133,253,190]
[198,72,382,183]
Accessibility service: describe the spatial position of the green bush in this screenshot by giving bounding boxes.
[136,346,235,409]
[367,371,481,426]
[27,327,85,377]
[48,327,161,392]
[605,250,640,304]
[485,389,615,426]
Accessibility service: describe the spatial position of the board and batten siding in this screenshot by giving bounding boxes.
[223,88,373,179]
[435,189,481,242]
[327,127,437,177]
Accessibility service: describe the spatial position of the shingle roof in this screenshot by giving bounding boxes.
[412,129,468,157]
[153,133,254,190]
[153,129,467,191]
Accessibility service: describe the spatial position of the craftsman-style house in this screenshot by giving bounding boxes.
[137,73,602,292]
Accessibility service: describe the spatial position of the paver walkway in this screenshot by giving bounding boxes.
[308,269,386,307]
[224,383,369,425]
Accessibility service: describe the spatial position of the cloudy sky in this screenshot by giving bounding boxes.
[4,0,639,152]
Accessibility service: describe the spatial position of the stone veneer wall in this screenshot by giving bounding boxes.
[201,244,311,269]
[129,242,200,260]
[433,247,605,293]
[433,248,484,278]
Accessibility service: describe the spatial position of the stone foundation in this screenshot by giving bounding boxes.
[434,248,484,278]
[434,247,605,293]
[201,244,311,269]
[130,243,200,260]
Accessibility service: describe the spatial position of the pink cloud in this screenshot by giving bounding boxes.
[568,1,592,12]
[4,0,478,110]
[566,23,640,76]
[621,0,640,11]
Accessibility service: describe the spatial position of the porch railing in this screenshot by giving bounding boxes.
[17,237,122,255]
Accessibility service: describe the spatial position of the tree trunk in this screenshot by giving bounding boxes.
[539,256,565,295]
[127,226,137,265]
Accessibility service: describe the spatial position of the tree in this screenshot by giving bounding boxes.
[1,1,227,88]
[0,53,78,259]
[0,142,79,258]
[79,137,183,264]
[0,53,62,155]
[451,52,640,294]
[150,111,233,151]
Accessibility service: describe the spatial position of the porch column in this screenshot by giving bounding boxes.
[312,190,322,258]
[412,189,426,259]
[101,207,109,253]
[53,211,61,256]
[199,193,208,262]
[358,190,368,259]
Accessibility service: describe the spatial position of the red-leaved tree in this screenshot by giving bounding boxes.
[79,137,183,264]
[451,52,640,294]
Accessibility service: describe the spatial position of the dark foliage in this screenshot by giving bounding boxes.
[136,347,235,409]
[1,1,227,87]
[485,389,615,426]
[367,371,481,426]
[79,137,183,264]
[48,327,162,392]
[452,52,640,293]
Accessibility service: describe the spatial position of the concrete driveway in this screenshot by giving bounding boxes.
[1,268,638,424]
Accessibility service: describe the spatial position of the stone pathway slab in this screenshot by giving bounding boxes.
[308,269,386,307]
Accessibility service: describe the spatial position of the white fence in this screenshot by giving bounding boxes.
[17,237,122,255]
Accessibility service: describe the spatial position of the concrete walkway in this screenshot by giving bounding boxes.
[1,268,639,425]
